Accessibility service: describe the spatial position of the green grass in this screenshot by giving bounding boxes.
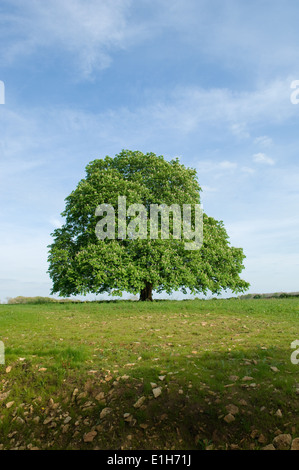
[0,298,298,450]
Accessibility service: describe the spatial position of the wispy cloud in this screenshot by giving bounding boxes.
[241,166,255,174]
[151,0,299,79]
[0,78,292,217]
[254,135,273,148]
[253,153,275,165]
[0,0,137,77]
[219,161,237,170]
[2,0,299,82]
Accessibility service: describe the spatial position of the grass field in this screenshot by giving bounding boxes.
[0,298,298,450]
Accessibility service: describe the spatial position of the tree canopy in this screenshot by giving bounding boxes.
[48,150,249,300]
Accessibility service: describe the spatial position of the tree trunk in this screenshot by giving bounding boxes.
[139,283,153,301]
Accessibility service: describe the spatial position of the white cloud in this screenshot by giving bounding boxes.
[254,135,273,148]
[197,160,237,174]
[253,153,275,165]
[140,78,298,140]
[230,123,250,139]
[2,1,299,82]
[241,166,255,174]
[0,0,136,77]
[150,1,299,79]
[219,161,237,170]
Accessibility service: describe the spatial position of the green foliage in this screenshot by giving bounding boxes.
[47,150,249,298]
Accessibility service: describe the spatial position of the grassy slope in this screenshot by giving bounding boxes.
[0,298,298,450]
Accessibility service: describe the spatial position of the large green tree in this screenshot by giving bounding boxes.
[48,150,249,300]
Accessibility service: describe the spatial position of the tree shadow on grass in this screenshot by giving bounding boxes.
[0,347,298,450]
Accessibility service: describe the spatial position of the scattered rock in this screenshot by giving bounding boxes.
[273,434,292,450]
[229,375,239,382]
[95,392,105,402]
[226,404,239,415]
[262,444,275,450]
[83,431,97,443]
[48,398,54,408]
[100,407,112,419]
[270,366,279,372]
[15,417,25,425]
[6,401,15,409]
[224,413,235,424]
[81,400,93,409]
[5,366,12,374]
[258,434,267,444]
[0,391,10,402]
[123,413,136,426]
[291,438,299,450]
[239,399,248,406]
[152,387,162,398]
[124,413,133,422]
[242,376,254,381]
[275,409,283,418]
[133,396,146,409]
[250,430,259,439]
[140,424,148,430]
[43,417,53,425]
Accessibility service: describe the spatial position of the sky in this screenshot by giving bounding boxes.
[0,0,299,302]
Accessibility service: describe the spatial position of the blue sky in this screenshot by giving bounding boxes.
[0,0,299,301]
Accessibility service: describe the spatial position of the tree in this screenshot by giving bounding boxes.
[47,150,249,300]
